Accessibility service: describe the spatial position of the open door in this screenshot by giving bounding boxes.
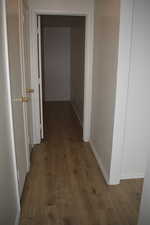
[37,15,44,139]
[20,0,34,156]
[5,0,28,196]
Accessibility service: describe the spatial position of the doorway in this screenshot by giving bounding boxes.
[40,15,85,138]
[30,11,93,144]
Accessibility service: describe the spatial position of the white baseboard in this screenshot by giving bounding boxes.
[90,140,144,184]
[71,102,83,128]
[89,139,109,184]
[15,209,20,225]
[121,173,145,180]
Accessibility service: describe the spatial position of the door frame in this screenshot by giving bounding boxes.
[19,0,31,171]
[30,9,94,144]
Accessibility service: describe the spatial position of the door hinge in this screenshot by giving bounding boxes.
[40,123,43,139]
[37,26,40,36]
[17,169,20,185]
[40,127,42,138]
[22,15,25,24]
[37,75,41,84]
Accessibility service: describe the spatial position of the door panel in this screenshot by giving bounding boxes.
[20,0,33,159]
[22,2,33,150]
[6,0,28,196]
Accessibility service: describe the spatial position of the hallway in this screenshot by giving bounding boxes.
[20,102,143,225]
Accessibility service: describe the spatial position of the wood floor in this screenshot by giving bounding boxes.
[20,102,143,225]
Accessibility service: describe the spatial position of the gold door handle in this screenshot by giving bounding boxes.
[22,97,30,102]
[26,88,34,94]
[14,96,30,103]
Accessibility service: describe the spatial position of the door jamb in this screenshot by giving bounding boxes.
[30,9,94,144]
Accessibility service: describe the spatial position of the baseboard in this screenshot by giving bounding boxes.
[121,173,145,180]
[71,102,83,128]
[89,139,109,184]
[15,209,20,225]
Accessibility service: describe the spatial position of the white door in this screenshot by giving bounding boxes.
[5,0,28,196]
[0,1,20,223]
[37,15,44,139]
[20,0,33,158]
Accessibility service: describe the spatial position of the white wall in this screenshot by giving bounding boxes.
[0,78,18,224]
[109,0,135,184]
[90,0,120,183]
[0,1,19,223]
[29,0,93,13]
[91,0,150,184]
[43,27,71,101]
[121,0,150,180]
[0,71,18,225]
[137,3,150,222]
[138,155,150,225]
[71,22,85,125]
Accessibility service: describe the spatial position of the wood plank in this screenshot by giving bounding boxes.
[20,102,143,225]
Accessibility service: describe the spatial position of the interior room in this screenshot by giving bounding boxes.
[1,0,150,225]
[20,13,143,225]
